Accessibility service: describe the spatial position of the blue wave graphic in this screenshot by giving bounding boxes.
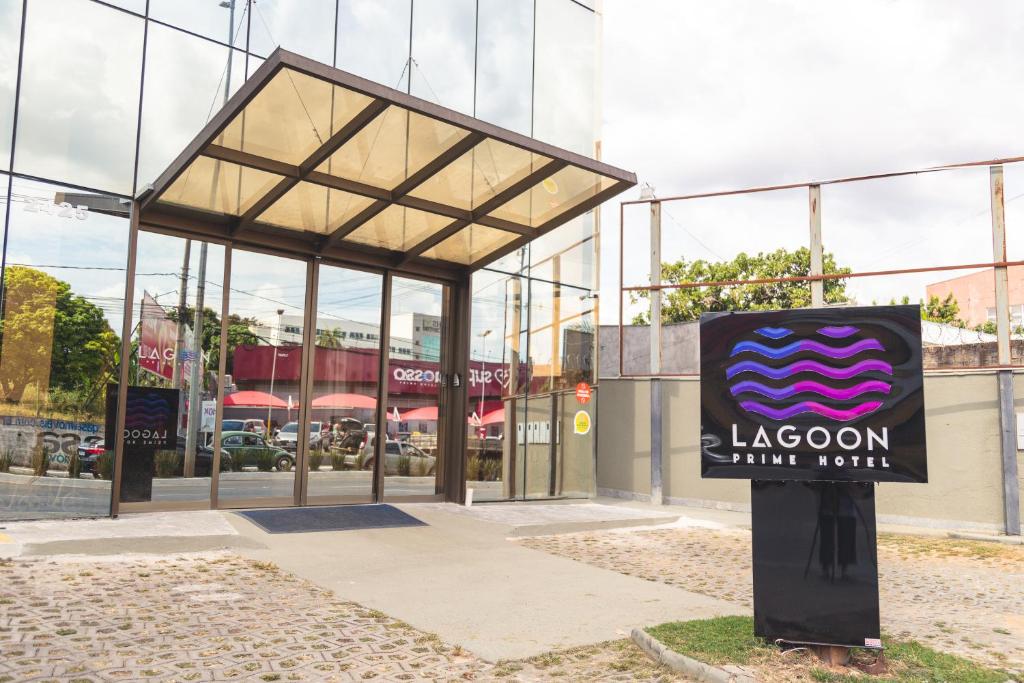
[730,338,883,360]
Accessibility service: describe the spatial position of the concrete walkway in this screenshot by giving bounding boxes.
[1,501,747,662]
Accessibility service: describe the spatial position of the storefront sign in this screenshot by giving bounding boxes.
[200,400,217,432]
[700,305,926,483]
[573,410,591,435]
[105,385,179,450]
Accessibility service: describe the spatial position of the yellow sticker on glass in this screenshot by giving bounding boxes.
[573,410,591,435]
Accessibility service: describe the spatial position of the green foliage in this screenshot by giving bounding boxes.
[809,638,1012,682]
[308,451,323,471]
[96,452,113,480]
[0,448,13,473]
[330,453,346,470]
[632,248,851,324]
[0,266,117,411]
[255,450,275,472]
[646,616,769,665]
[921,293,961,325]
[230,448,251,472]
[316,329,345,349]
[168,306,261,380]
[154,450,180,478]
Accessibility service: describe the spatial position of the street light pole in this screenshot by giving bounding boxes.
[478,330,492,433]
[267,309,284,432]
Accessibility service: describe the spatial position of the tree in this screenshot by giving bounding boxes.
[317,328,344,349]
[631,247,851,324]
[0,266,118,406]
[921,293,961,325]
[169,305,260,373]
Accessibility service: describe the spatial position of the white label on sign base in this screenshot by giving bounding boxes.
[574,410,591,435]
[200,400,217,432]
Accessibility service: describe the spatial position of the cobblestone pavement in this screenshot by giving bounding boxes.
[0,553,681,682]
[519,527,1024,674]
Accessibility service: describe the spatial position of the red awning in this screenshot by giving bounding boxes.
[480,409,505,426]
[311,393,377,409]
[223,390,288,408]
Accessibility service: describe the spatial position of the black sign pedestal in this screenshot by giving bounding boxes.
[751,480,880,652]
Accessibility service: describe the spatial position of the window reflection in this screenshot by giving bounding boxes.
[0,1,22,171]
[248,0,335,64]
[138,22,246,188]
[475,0,533,135]
[530,213,596,290]
[533,0,597,157]
[410,0,476,114]
[0,177,127,519]
[15,0,144,194]
[149,0,248,48]
[337,0,411,90]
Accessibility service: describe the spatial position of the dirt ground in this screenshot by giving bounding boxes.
[519,526,1024,675]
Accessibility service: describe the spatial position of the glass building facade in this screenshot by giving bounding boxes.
[0,0,602,519]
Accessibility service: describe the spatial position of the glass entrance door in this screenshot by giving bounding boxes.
[380,276,447,501]
[301,264,384,505]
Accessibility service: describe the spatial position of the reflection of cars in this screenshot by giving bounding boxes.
[360,439,436,476]
[274,421,321,452]
[222,419,266,435]
[221,431,293,471]
[76,440,231,477]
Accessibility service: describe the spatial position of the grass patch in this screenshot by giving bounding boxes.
[646,615,771,665]
[647,617,1018,682]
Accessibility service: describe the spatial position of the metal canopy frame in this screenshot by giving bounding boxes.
[137,48,636,276]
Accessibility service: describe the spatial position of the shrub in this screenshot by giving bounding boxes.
[254,450,275,472]
[32,447,50,477]
[397,453,411,477]
[354,452,367,470]
[330,453,346,471]
[308,451,324,472]
[96,452,114,480]
[0,449,13,473]
[466,454,481,481]
[154,450,180,478]
[230,449,249,472]
[67,451,82,479]
[482,458,502,482]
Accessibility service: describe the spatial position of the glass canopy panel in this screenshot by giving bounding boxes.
[487,165,617,228]
[216,68,375,165]
[316,106,471,190]
[342,204,454,251]
[255,181,376,234]
[161,156,283,216]
[422,224,519,265]
[408,138,550,211]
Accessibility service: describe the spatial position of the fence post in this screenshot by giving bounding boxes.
[650,200,663,505]
[991,164,1021,536]
[809,184,824,307]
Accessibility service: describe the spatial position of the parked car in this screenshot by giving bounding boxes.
[76,439,231,477]
[274,421,322,452]
[356,437,436,476]
[222,418,266,435]
[220,431,293,471]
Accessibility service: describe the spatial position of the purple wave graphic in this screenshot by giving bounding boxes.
[755,326,792,339]
[725,358,893,380]
[124,396,170,428]
[818,325,859,338]
[730,379,892,400]
[729,338,883,360]
[739,400,884,421]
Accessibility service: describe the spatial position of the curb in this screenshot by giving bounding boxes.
[948,531,1024,546]
[630,628,757,683]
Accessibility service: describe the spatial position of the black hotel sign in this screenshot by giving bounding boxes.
[700,305,927,484]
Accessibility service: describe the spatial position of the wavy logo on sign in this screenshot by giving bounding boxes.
[725,325,892,422]
[124,393,171,429]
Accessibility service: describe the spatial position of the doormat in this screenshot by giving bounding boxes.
[235,504,427,534]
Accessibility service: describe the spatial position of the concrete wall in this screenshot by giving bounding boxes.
[597,371,1022,533]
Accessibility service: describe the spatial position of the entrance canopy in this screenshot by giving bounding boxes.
[138,49,636,275]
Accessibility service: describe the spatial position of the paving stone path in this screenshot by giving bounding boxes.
[519,526,1024,674]
[0,553,681,682]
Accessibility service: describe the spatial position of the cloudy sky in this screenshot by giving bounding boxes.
[598,0,1024,323]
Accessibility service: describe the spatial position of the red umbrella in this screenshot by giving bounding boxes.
[223,390,287,408]
[312,393,377,409]
[401,406,437,421]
